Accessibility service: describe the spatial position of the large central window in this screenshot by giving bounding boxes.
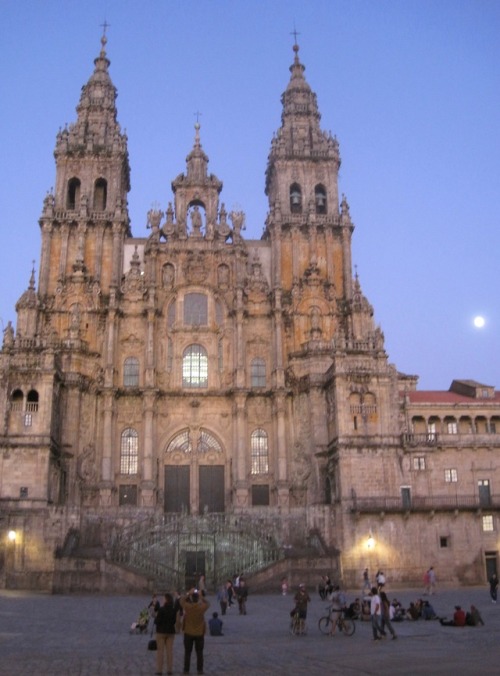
[183,344,208,388]
[184,293,208,326]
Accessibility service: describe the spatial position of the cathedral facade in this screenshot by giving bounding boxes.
[1,36,499,592]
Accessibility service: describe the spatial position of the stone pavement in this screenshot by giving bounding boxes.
[1,585,500,675]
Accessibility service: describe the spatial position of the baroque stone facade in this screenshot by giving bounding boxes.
[1,36,499,591]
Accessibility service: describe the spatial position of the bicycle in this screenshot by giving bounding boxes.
[318,606,355,636]
[290,609,306,635]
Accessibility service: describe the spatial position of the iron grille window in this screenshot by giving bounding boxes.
[123,357,140,387]
[184,293,207,325]
[251,358,266,388]
[120,428,138,475]
[251,428,269,475]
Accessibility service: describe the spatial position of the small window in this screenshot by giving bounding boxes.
[251,358,266,388]
[93,178,107,211]
[167,337,173,371]
[251,429,269,475]
[123,357,140,387]
[482,515,494,532]
[19,487,28,499]
[315,185,327,214]
[119,485,138,506]
[182,344,208,388]
[445,468,458,483]
[67,177,81,210]
[24,413,32,427]
[447,421,458,434]
[184,293,207,326]
[413,456,426,471]
[439,536,449,548]
[26,390,39,412]
[290,183,302,214]
[120,428,138,475]
[252,484,270,506]
[11,389,24,411]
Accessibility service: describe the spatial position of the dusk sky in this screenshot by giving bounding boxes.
[0,0,498,390]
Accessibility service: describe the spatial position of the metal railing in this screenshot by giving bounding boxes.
[350,494,500,513]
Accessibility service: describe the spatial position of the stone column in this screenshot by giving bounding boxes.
[38,223,53,296]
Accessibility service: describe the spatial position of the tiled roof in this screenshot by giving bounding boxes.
[404,390,500,404]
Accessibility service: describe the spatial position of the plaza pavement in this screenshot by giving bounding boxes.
[1,584,500,675]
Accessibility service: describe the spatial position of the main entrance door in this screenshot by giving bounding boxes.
[164,466,190,513]
[199,465,225,513]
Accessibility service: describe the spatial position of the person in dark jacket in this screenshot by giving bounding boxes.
[154,593,178,675]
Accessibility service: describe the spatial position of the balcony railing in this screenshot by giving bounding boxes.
[350,494,500,514]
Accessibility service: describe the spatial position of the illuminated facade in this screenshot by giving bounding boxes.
[1,36,499,591]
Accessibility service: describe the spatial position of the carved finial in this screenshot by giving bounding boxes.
[29,262,36,290]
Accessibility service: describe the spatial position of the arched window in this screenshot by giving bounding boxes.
[26,389,39,412]
[251,358,266,388]
[184,293,207,326]
[315,184,327,214]
[123,357,139,387]
[67,178,81,210]
[120,428,138,475]
[251,428,269,475]
[93,178,107,211]
[11,389,24,411]
[290,183,302,214]
[182,344,208,388]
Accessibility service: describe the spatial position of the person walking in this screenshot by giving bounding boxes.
[236,578,249,615]
[428,567,437,594]
[370,586,386,641]
[362,568,371,594]
[180,588,210,675]
[154,593,178,676]
[489,572,498,603]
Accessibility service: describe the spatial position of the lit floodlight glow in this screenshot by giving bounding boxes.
[7,530,16,542]
[473,316,485,328]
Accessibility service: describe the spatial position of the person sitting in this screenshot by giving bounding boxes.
[466,605,484,626]
[392,599,405,622]
[345,598,361,619]
[440,605,466,626]
[406,602,421,621]
[208,611,224,636]
[421,600,437,620]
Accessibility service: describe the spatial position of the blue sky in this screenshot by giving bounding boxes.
[0,0,498,390]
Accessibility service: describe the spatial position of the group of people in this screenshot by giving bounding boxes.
[145,572,250,674]
[439,604,485,627]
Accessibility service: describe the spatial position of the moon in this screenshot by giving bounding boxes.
[473,316,485,328]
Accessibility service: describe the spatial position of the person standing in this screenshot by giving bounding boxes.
[294,583,311,635]
[362,568,371,594]
[217,583,228,615]
[370,586,386,641]
[154,593,178,676]
[237,578,249,615]
[489,572,498,603]
[428,567,437,594]
[380,591,397,639]
[180,588,210,675]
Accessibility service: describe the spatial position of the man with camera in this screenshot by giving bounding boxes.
[180,588,210,674]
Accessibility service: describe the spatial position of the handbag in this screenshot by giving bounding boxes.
[147,639,157,651]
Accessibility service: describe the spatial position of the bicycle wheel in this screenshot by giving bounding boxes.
[290,615,300,635]
[340,618,355,636]
[318,616,331,635]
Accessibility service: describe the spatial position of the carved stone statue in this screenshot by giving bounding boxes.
[190,205,203,236]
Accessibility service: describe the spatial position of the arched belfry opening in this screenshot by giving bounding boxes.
[67,177,81,210]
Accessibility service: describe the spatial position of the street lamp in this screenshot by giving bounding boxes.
[367,530,375,549]
[7,530,17,542]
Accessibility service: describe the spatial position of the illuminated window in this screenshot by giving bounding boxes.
[447,420,458,434]
[251,358,266,388]
[182,344,208,388]
[413,456,426,471]
[445,468,458,483]
[482,515,494,532]
[120,428,138,475]
[123,357,139,387]
[251,429,269,475]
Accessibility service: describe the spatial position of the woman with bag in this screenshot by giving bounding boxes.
[154,593,178,675]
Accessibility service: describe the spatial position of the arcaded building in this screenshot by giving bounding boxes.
[1,36,499,592]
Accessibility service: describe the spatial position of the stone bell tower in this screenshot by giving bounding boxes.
[38,32,130,308]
